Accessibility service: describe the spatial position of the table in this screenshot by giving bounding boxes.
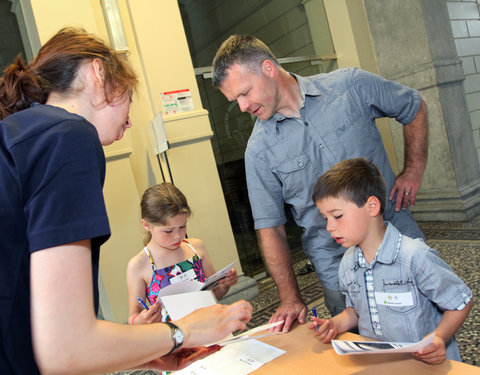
[254,324,480,374]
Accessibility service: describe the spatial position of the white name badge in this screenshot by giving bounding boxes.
[170,269,196,284]
[375,291,414,306]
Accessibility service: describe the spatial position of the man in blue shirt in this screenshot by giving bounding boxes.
[212,35,428,333]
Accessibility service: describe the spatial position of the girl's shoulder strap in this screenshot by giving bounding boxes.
[143,246,156,270]
[182,239,198,255]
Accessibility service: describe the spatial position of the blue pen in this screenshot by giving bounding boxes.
[136,296,149,310]
[312,306,318,331]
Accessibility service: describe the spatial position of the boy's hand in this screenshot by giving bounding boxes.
[309,317,338,343]
[412,335,446,365]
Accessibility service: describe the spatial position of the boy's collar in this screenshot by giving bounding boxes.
[353,222,401,269]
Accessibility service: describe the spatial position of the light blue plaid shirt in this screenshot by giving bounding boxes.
[356,234,402,336]
[339,222,472,361]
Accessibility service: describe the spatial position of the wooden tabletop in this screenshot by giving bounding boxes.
[253,323,480,374]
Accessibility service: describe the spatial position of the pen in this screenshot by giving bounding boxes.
[312,306,318,331]
[136,296,149,310]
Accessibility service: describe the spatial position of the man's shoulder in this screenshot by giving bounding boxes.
[245,118,275,155]
[299,67,359,86]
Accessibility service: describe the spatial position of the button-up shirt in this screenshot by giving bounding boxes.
[339,222,472,361]
[245,68,424,288]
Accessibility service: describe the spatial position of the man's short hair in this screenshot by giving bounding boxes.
[312,158,386,215]
[212,35,279,87]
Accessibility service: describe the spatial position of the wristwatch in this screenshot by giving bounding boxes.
[165,321,184,354]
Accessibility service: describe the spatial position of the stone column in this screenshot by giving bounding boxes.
[363,0,480,221]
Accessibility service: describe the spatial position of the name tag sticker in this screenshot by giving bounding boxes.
[375,292,413,306]
[170,269,196,284]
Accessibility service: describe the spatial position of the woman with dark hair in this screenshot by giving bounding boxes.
[0,27,251,375]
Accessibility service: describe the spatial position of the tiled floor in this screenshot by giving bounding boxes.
[107,216,480,374]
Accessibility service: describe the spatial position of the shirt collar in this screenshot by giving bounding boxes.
[272,73,322,122]
[353,222,401,270]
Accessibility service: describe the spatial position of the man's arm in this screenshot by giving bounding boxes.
[389,98,428,211]
[258,225,307,333]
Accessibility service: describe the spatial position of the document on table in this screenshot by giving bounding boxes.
[332,333,435,355]
[174,339,286,375]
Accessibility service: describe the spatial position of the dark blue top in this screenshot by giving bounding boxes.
[0,104,110,374]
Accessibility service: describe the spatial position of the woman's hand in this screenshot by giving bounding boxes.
[176,300,252,348]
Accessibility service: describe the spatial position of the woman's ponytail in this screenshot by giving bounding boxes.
[0,55,46,120]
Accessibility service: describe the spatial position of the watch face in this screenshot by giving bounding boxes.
[173,328,184,344]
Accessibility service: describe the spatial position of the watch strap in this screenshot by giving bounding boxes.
[165,321,183,354]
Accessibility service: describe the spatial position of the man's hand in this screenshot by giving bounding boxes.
[389,166,423,211]
[268,299,307,333]
[389,98,428,212]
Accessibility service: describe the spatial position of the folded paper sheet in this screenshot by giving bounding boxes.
[156,260,237,298]
[332,333,435,355]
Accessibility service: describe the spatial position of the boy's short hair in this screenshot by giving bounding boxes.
[312,158,386,215]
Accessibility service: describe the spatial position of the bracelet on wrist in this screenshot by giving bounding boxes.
[131,315,138,325]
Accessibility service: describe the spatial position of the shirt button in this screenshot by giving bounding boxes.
[320,144,324,149]
[298,162,304,167]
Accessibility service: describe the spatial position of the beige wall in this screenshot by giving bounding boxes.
[322,0,399,173]
[28,0,239,323]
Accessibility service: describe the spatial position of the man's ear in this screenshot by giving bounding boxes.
[367,196,381,217]
[261,59,276,78]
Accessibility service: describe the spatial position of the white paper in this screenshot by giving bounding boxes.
[374,291,414,306]
[157,279,204,297]
[331,332,435,355]
[155,260,237,297]
[209,321,284,347]
[160,290,217,320]
[174,339,286,375]
[202,260,237,290]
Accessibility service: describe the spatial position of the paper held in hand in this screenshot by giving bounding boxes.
[332,333,435,355]
[160,289,284,346]
[156,260,237,298]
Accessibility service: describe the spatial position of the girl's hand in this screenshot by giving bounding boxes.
[309,317,338,343]
[133,301,163,325]
[412,335,446,365]
[218,268,238,288]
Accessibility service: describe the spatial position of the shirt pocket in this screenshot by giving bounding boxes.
[273,153,310,198]
[380,281,419,314]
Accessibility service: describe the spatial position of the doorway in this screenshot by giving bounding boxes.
[179,0,337,278]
